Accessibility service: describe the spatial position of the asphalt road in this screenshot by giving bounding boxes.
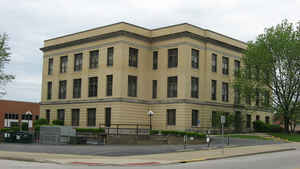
[0,146,300,169]
[0,136,283,156]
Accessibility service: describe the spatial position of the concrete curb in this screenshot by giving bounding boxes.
[179,148,296,163]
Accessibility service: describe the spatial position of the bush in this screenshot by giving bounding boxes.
[34,118,49,126]
[0,127,19,132]
[75,128,105,133]
[52,120,64,126]
[253,120,283,132]
[150,130,159,135]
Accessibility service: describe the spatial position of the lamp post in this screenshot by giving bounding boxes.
[147,110,154,130]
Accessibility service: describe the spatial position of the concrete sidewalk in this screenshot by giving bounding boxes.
[0,143,297,166]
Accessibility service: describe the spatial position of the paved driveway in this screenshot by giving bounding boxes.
[0,136,285,156]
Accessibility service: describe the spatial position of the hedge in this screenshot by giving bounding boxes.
[75,128,105,133]
[253,120,283,132]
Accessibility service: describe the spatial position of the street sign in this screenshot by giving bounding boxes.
[221,115,226,124]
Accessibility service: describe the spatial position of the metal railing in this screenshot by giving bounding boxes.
[99,123,150,136]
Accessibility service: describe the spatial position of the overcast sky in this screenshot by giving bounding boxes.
[0,0,299,102]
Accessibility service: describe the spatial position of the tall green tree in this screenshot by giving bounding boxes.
[234,20,300,133]
[0,33,14,96]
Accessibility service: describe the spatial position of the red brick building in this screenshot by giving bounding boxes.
[0,100,40,129]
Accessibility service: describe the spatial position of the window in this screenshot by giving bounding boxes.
[87,108,96,127]
[152,80,157,99]
[222,82,229,102]
[58,80,67,99]
[191,49,199,69]
[74,53,82,72]
[89,50,99,69]
[246,94,251,105]
[234,87,240,105]
[246,114,251,128]
[105,107,111,127]
[212,53,217,72]
[255,89,260,106]
[265,116,270,124]
[192,110,199,126]
[107,47,114,66]
[222,56,229,75]
[88,77,98,97]
[211,80,217,100]
[46,110,50,124]
[35,115,39,120]
[71,109,80,126]
[73,79,81,98]
[234,60,240,76]
[191,77,199,98]
[167,76,177,98]
[256,115,260,121]
[263,91,270,106]
[212,111,217,128]
[129,47,138,67]
[48,58,53,75]
[106,75,113,96]
[60,56,68,73]
[167,109,176,125]
[153,51,158,70]
[47,81,52,100]
[57,109,65,125]
[168,48,178,68]
[128,75,137,97]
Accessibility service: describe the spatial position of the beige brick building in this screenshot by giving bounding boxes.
[40,22,272,131]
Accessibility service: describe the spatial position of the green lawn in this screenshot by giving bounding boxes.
[268,133,300,142]
[227,135,271,140]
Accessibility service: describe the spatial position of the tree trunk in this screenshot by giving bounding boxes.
[284,116,290,133]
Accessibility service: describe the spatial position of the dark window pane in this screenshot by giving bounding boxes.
[48,58,53,75]
[212,54,217,72]
[60,56,68,73]
[107,47,114,66]
[222,82,229,102]
[247,114,251,128]
[256,115,260,121]
[87,108,96,127]
[265,116,270,124]
[168,48,178,68]
[211,80,217,100]
[72,109,80,126]
[74,53,83,72]
[192,49,199,69]
[73,79,81,98]
[106,75,113,96]
[167,76,177,98]
[234,87,240,104]
[47,81,52,100]
[88,77,98,97]
[129,47,138,67]
[153,51,158,70]
[222,56,229,75]
[105,107,111,127]
[57,109,65,125]
[152,80,157,99]
[58,80,67,99]
[234,60,240,76]
[167,109,176,125]
[212,111,217,128]
[128,75,137,97]
[192,110,199,126]
[46,110,50,124]
[191,77,199,98]
[89,50,99,69]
